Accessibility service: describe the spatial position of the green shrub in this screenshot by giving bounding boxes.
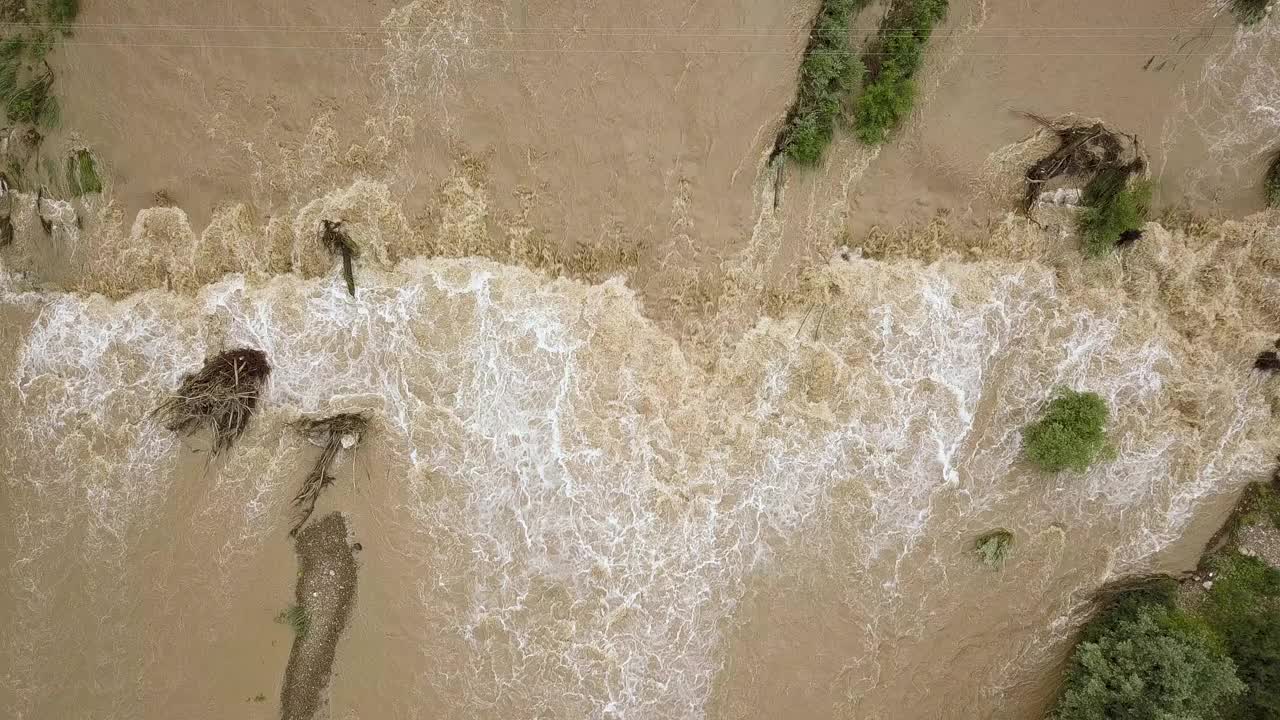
[851,0,948,145]
[1077,169,1152,257]
[1231,0,1270,25]
[1022,389,1111,473]
[779,0,867,164]
[1204,553,1280,635]
[65,149,102,196]
[1220,611,1280,719]
[852,71,914,145]
[1053,604,1244,720]
[974,529,1013,568]
[1202,552,1280,719]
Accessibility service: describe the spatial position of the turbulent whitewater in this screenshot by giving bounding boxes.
[2,226,1275,717]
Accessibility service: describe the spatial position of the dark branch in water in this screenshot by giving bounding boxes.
[35,187,51,235]
[1255,351,1280,373]
[0,173,13,247]
[319,220,359,297]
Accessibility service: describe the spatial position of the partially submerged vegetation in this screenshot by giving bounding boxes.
[1230,0,1271,25]
[1264,151,1280,208]
[1078,169,1152,257]
[776,0,867,165]
[290,413,368,536]
[1052,482,1280,720]
[153,348,272,455]
[276,604,310,637]
[774,0,949,165]
[1022,389,1111,473]
[64,148,101,196]
[0,0,81,130]
[974,529,1013,568]
[852,0,949,145]
[1020,115,1149,255]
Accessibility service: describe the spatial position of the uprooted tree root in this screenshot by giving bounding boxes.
[152,348,271,455]
[1020,113,1146,212]
[319,220,359,297]
[289,413,368,536]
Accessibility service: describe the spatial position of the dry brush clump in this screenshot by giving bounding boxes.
[289,413,368,536]
[153,348,272,455]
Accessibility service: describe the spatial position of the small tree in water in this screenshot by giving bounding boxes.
[1023,388,1111,473]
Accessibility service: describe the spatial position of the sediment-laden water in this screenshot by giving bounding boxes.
[3,1,1280,718]
[3,214,1277,717]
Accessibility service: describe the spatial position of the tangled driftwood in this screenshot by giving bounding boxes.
[153,348,271,454]
[289,413,368,536]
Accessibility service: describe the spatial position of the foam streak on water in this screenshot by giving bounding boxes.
[0,254,1270,719]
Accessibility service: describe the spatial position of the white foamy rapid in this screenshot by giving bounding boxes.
[1172,12,1280,201]
[1,247,1270,718]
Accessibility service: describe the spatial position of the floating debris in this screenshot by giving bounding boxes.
[319,220,359,297]
[152,348,272,455]
[1255,350,1280,372]
[1020,113,1145,212]
[290,413,368,536]
[0,172,12,247]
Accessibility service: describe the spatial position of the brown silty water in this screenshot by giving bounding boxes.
[3,1,1280,719]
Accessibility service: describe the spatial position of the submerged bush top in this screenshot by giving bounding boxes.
[1022,389,1110,473]
[1078,170,1152,257]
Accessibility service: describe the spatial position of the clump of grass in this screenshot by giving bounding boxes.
[153,348,272,455]
[1077,169,1152,257]
[777,0,868,165]
[275,604,310,637]
[319,220,359,296]
[974,529,1013,568]
[4,71,55,127]
[1022,388,1111,473]
[1264,151,1280,208]
[65,148,101,196]
[1230,0,1271,25]
[851,0,949,145]
[290,413,368,536]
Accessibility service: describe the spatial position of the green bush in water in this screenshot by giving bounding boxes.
[1022,389,1110,473]
[974,529,1013,568]
[65,149,102,196]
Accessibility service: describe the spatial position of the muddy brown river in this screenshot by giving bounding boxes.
[3,1,1280,718]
